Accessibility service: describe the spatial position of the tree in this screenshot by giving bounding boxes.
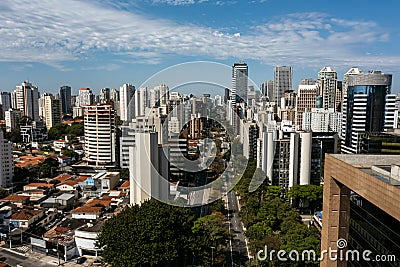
[97,199,195,267]
[48,123,68,140]
[191,213,229,266]
[287,185,323,212]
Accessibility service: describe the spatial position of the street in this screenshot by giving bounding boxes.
[226,190,249,267]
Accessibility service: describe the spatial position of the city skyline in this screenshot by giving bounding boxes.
[0,0,400,93]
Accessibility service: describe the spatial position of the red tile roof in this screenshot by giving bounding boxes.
[72,206,102,214]
[11,209,42,220]
[25,183,54,188]
[53,174,73,182]
[1,195,30,202]
[120,180,130,188]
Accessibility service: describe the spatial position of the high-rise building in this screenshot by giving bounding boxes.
[84,105,116,167]
[318,67,338,110]
[60,85,72,114]
[129,132,169,205]
[295,84,318,130]
[0,131,13,187]
[15,81,40,122]
[261,80,274,100]
[119,83,135,121]
[135,87,147,117]
[76,88,94,107]
[110,88,120,116]
[274,66,292,104]
[232,63,248,103]
[0,92,12,111]
[43,94,62,130]
[341,70,395,154]
[99,88,110,104]
[302,108,342,133]
[5,109,22,132]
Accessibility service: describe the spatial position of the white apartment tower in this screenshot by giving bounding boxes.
[120,83,135,121]
[15,81,40,122]
[129,132,169,205]
[43,95,62,130]
[318,67,338,111]
[84,105,116,166]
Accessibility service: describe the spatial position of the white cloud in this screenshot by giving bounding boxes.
[0,1,397,71]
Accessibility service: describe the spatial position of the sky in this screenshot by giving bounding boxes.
[1,0,400,95]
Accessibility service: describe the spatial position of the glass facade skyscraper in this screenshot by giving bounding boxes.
[341,70,395,154]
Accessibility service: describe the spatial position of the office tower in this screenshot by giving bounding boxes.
[76,88,94,107]
[232,62,248,103]
[84,105,116,166]
[120,83,135,121]
[149,86,160,108]
[5,109,22,132]
[284,90,297,108]
[135,87,147,117]
[15,81,40,122]
[274,66,292,104]
[321,154,400,267]
[158,84,169,107]
[318,67,338,110]
[295,84,318,130]
[0,92,12,111]
[129,132,169,205]
[43,94,62,130]
[0,131,13,187]
[341,70,395,154]
[60,85,72,114]
[342,67,363,97]
[99,88,110,104]
[110,88,120,116]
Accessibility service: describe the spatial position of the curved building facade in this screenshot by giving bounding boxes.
[84,105,116,166]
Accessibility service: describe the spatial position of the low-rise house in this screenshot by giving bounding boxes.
[74,221,104,256]
[23,183,55,191]
[56,180,79,192]
[52,173,74,183]
[0,195,30,208]
[5,209,43,228]
[71,206,102,220]
[53,139,69,151]
[41,193,75,210]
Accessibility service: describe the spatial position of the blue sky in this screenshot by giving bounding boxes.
[1,0,400,95]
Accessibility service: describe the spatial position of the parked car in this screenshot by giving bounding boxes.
[0,256,6,261]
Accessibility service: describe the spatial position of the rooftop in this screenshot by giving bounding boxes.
[330,154,400,186]
[72,206,102,213]
[10,209,42,220]
[1,195,30,202]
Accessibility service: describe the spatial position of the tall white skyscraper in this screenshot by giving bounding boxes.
[318,67,338,110]
[43,94,62,130]
[274,66,292,103]
[15,81,40,122]
[135,87,147,117]
[119,83,135,121]
[84,105,116,166]
[76,88,94,107]
[129,132,169,205]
